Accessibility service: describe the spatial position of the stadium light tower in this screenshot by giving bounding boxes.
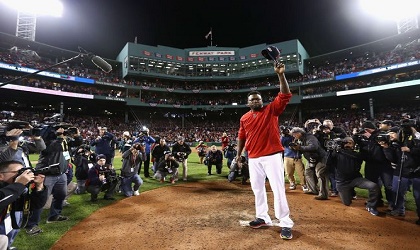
[1,0,63,41]
[360,0,419,34]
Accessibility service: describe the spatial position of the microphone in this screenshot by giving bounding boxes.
[90,55,112,73]
[78,46,112,73]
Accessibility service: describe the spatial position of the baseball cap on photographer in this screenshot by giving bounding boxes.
[96,154,106,161]
[380,120,395,127]
[361,121,376,130]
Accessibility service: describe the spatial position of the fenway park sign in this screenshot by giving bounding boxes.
[188,51,235,56]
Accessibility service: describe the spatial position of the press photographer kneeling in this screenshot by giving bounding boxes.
[86,154,118,202]
[327,137,380,216]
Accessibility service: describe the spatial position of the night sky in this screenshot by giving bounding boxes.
[0,0,403,59]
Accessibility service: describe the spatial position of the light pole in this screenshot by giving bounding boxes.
[1,0,63,41]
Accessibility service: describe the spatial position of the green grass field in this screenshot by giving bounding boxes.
[13,152,416,249]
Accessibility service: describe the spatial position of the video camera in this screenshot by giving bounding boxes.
[75,144,91,155]
[375,133,391,143]
[0,112,76,146]
[399,118,418,134]
[225,143,237,152]
[99,165,118,184]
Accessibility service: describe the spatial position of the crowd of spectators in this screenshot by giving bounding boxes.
[0,50,122,84]
[5,102,419,147]
[1,37,419,93]
[2,66,419,107]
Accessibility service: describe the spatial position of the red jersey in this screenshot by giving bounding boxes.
[221,136,229,148]
[238,92,292,158]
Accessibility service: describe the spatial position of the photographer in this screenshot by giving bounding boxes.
[228,153,249,185]
[119,131,133,153]
[151,138,170,174]
[223,142,237,169]
[1,128,48,236]
[133,127,156,178]
[73,144,95,195]
[0,129,46,171]
[221,132,229,151]
[328,137,380,216]
[195,141,208,164]
[25,126,73,234]
[120,143,146,197]
[90,127,117,165]
[354,121,394,208]
[304,118,322,134]
[86,154,118,201]
[155,151,179,184]
[315,120,346,197]
[206,145,223,175]
[290,127,329,200]
[0,160,47,248]
[172,136,191,181]
[281,127,307,192]
[379,126,420,224]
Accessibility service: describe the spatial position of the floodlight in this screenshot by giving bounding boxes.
[1,0,63,17]
[359,0,419,33]
[360,0,419,21]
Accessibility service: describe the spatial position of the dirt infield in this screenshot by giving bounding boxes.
[52,181,419,250]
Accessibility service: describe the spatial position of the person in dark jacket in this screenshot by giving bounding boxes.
[379,126,420,224]
[26,127,72,231]
[151,138,170,174]
[90,127,116,165]
[120,143,146,197]
[119,131,133,153]
[172,136,192,181]
[354,121,394,208]
[206,145,223,175]
[87,154,118,202]
[133,128,156,178]
[0,160,47,248]
[155,151,179,184]
[196,141,208,164]
[73,144,95,194]
[223,143,237,169]
[290,127,329,200]
[328,137,380,216]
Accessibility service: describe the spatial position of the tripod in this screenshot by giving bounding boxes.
[394,151,406,206]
